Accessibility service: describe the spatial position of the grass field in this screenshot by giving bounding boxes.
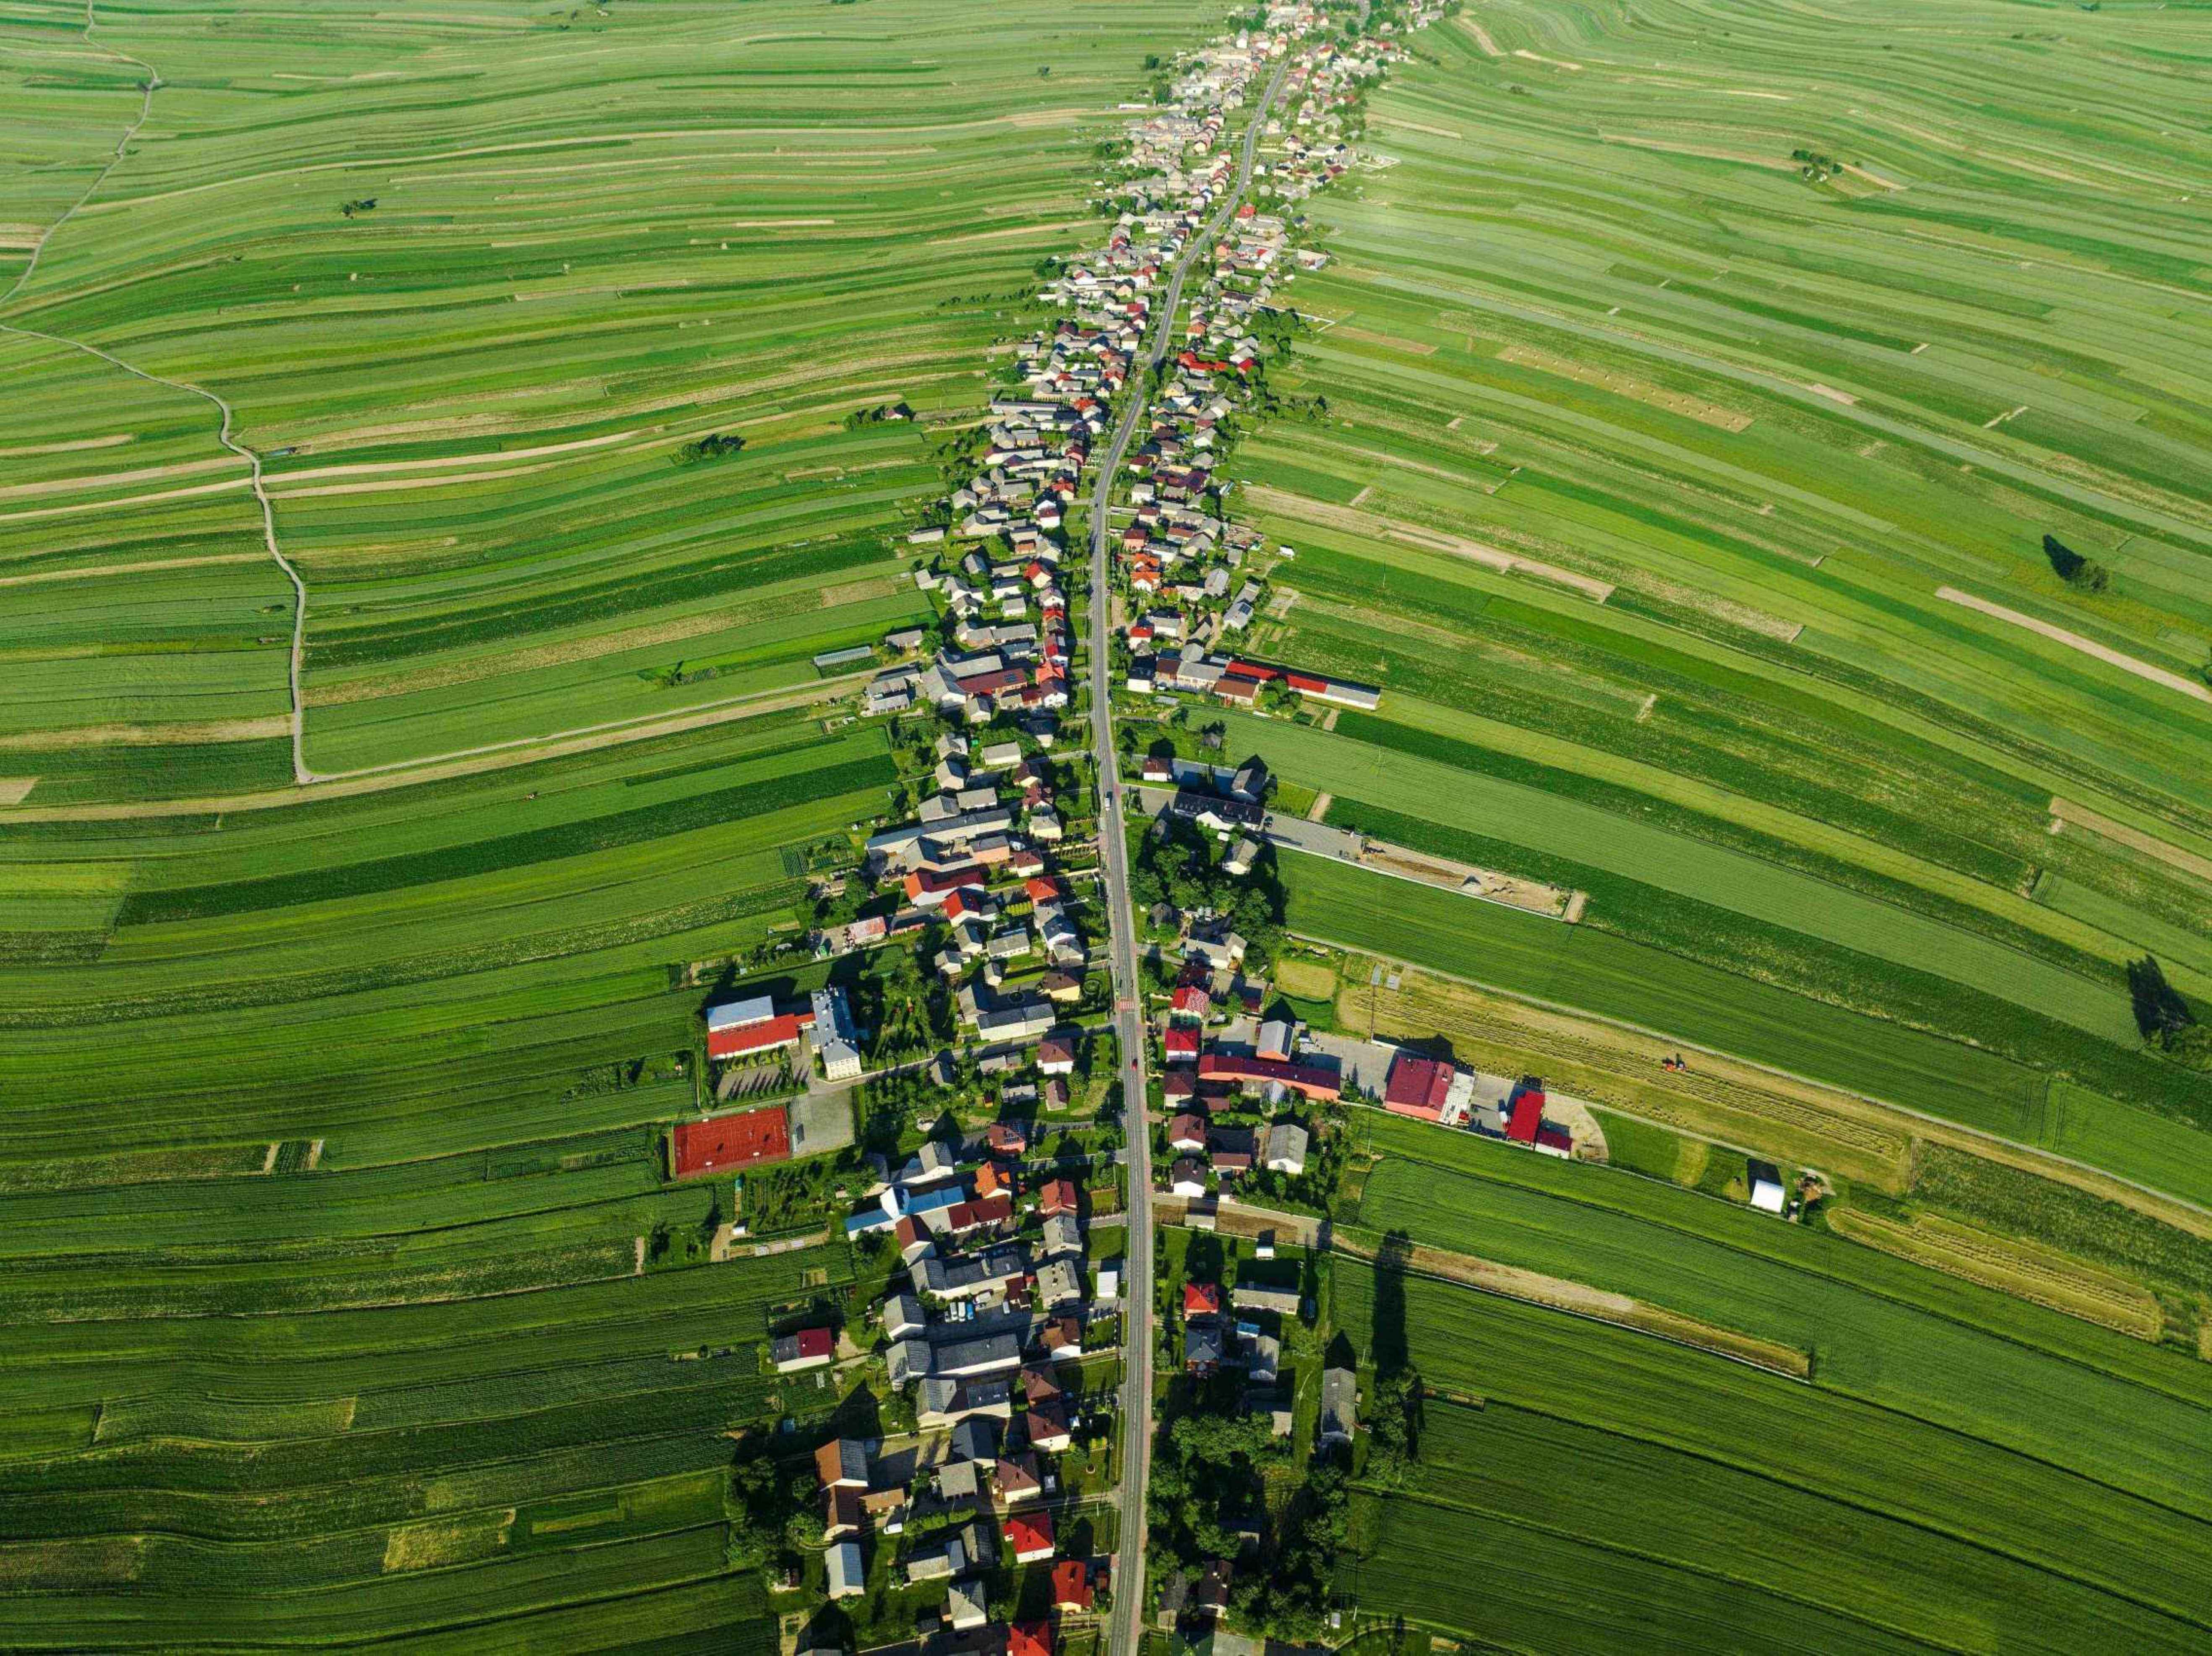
[0,0,1235,1643]
[0,0,1221,788]
[1333,1258,2212,1652]
[1204,0,2212,1194]
[1333,1099,2212,1648]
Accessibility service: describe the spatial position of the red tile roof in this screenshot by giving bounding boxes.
[1010,1622,1056,1656]
[1051,1560,1095,1611]
[1183,1281,1221,1317]
[1005,1511,1055,1559]
[1383,1052,1453,1120]
[672,1106,791,1176]
[1507,1084,1547,1144]
[706,1013,804,1062]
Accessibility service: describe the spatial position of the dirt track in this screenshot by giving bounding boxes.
[0,671,869,823]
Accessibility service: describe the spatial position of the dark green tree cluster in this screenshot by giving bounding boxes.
[1128,813,1286,964]
[1147,1407,1273,1561]
[2129,956,2212,1069]
[2044,533,2111,592]
[675,432,746,466]
[1235,1464,1348,1640]
[725,1445,803,1571]
[337,197,378,218]
[1789,146,1841,182]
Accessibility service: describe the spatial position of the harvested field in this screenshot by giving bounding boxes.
[1827,1207,2165,1341]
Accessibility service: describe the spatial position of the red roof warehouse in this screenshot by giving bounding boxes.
[706,1012,804,1062]
[673,1106,791,1177]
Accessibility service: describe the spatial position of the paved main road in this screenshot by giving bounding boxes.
[1090,56,1290,1656]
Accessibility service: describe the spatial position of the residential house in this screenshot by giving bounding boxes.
[1319,1366,1358,1450]
[771,1328,834,1373]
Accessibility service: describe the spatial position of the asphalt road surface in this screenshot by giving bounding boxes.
[1089,55,1290,1656]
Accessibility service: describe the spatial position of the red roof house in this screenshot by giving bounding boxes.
[1005,1511,1056,1563]
[1183,1281,1221,1318]
[1163,1025,1201,1063]
[1010,1622,1056,1656]
[1383,1052,1453,1122]
[1051,1560,1095,1612]
[1507,1083,1547,1145]
[672,1106,791,1177]
[1038,1177,1079,1217]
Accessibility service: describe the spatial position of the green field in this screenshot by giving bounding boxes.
[1348,1115,2212,1509]
[9,0,2212,1644]
[0,0,1235,1643]
[1206,0,2212,1193]
[0,0,1216,787]
[1333,1258,2212,1652]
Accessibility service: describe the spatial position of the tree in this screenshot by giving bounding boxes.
[2043,532,2110,593]
[676,432,746,466]
[2127,954,2193,1044]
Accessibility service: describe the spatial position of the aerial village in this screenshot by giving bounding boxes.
[656,2,1641,1651]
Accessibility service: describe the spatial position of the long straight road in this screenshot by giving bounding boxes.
[1088,54,1290,1656]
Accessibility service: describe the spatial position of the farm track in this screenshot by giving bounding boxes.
[0,670,873,822]
[0,4,312,786]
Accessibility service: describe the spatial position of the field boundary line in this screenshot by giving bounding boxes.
[1937,587,2212,707]
[1292,929,2212,1230]
[0,670,874,822]
[1334,1231,1811,1381]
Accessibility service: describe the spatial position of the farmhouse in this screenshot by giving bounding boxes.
[771,1327,834,1373]
[1197,1051,1341,1101]
[1319,1365,1357,1449]
[1749,1159,1788,1214]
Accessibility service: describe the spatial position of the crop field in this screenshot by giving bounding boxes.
[1218,0,2212,1193]
[0,0,1265,1635]
[1333,1258,2212,1652]
[0,0,1221,788]
[1349,1114,2212,1490]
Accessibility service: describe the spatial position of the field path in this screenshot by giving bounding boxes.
[0,321,313,785]
[1938,586,2212,707]
[0,670,873,823]
[1,4,313,787]
[0,2,160,310]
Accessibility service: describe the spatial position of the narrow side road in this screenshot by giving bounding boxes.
[1089,56,1290,1656]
